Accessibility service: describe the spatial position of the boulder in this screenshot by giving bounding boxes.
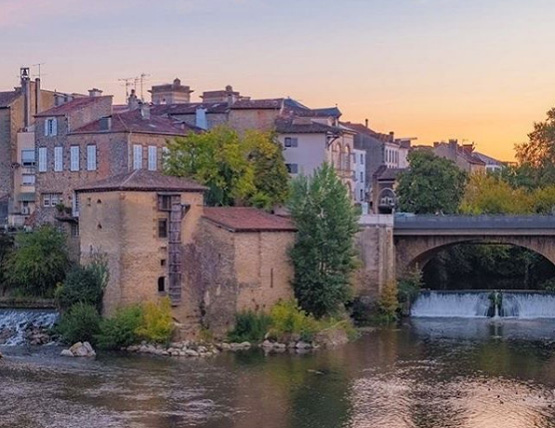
[295,341,312,350]
[60,349,74,357]
[314,328,348,348]
[65,341,96,357]
[185,349,199,357]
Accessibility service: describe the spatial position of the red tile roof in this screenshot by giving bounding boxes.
[35,96,110,117]
[203,207,296,233]
[71,108,201,136]
[75,169,207,193]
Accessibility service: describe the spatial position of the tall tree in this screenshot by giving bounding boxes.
[397,151,468,214]
[515,107,555,187]
[165,126,289,208]
[288,163,359,318]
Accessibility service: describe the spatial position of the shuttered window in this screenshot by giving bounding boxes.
[38,147,47,172]
[70,146,79,171]
[44,118,57,136]
[54,147,63,172]
[148,146,157,171]
[133,145,142,170]
[87,145,97,171]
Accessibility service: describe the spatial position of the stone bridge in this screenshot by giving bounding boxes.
[357,215,555,297]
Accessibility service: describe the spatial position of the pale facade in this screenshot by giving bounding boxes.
[353,148,366,203]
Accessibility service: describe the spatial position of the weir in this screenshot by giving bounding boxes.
[411,290,555,319]
[0,309,58,346]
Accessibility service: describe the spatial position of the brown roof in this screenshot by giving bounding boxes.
[35,96,110,117]
[71,108,201,136]
[0,90,21,108]
[275,118,343,134]
[375,167,404,181]
[230,98,284,110]
[75,169,207,193]
[203,207,296,233]
[150,102,229,116]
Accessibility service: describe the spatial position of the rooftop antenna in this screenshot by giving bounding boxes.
[139,73,150,101]
[118,77,136,100]
[32,63,46,79]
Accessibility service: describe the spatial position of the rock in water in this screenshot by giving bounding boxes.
[60,349,74,357]
[63,341,96,357]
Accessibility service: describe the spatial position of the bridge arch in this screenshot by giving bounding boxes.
[396,235,555,277]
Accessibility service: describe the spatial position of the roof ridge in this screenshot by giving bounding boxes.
[121,169,139,187]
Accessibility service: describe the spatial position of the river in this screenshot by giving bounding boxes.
[2,317,555,428]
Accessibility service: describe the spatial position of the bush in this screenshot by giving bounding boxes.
[268,300,319,342]
[55,261,107,311]
[135,297,174,344]
[95,305,144,350]
[228,311,272,343]
[56,303,101,344]
[397,269,423,305]
[378,281,399,323]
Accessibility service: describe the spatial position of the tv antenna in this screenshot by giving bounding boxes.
[139,73,150,101]
[118,77,136,100]
[32,63,46,79]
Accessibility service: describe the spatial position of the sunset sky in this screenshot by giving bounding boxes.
[2,0,555,160]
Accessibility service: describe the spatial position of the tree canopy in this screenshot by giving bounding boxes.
[397,151,468,214]
[164,126,289,209]
[288,163,359,318]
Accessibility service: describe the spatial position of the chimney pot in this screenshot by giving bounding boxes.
[365,118,369,128]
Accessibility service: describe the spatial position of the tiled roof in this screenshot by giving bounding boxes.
[230,98,283,110]
[75,169,207,193]
[375,167,404,181]
[275,118,342,134]
[203,207,296,233]
[35,96,110,117]
[150,102,229,116]
[71,108,201,136]
[342,122,394,143]
[282,98,342,118]
[0,90,20,108]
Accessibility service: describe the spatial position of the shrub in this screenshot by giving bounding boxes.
[378,281,399,323]
[56,303,101,344]
[95,305,144,350]
[135,297,174,344]
[55,261,107,311]
[228,311,272,343]
[397,269,423,305]
[269,300,320,342]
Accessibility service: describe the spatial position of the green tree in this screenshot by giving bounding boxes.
[165,126,289,208]
[397,151,468,214]
[289,163,359,318]
[4,225,69,296]
[0,232,14,296]
[515,107,555,187]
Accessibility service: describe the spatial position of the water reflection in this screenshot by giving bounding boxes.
[2,319,555,427]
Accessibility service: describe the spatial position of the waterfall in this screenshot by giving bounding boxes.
[411,291,491,318]
[501,292,555,318]
[0,308,58,346]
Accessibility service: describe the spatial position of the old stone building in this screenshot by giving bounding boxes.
[0,68,68,225]
[76,170,296,338]
[432,139,486,174]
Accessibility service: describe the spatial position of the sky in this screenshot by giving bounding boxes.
[2,0,555,160]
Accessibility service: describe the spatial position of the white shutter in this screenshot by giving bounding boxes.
[44,120,49,136]
[70,146,79,171]
[148,146,157,171]
[51,118,57,136]
[87,145,97,171]
[38,147,47,172]
[133,145,142,170]
[54,147,63,172]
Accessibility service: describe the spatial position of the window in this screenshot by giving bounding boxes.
[21,174,35,186]
[21,150,35,166]
[158,219,168,238]
[87,145,97,171]
[73,193,80,216]
[360,154,364,164]
[285,163,298,174]
[158,277,166,293]
[360,172,364,182]
[148,146,157,171]
[71,223,79,237]
[44,118,57,136]
[161,259,166,267]
[54,146,63,172]
[70,146,79,171]
[284,137,298,148]
[42,193,62,208]
[158,195,173,211]
[38,147,47,172]
[360,189,363,201]
[133,145,142,170]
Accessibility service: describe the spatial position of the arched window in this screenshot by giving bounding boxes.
[343,145,351,171]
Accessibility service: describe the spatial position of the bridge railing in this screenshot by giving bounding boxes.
[394,214,555,229]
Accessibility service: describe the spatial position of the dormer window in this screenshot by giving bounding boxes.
[44,118,57,136]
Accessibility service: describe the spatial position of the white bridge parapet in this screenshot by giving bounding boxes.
[359,214,394,227]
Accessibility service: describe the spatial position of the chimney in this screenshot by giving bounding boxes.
[195,107,207,130]
[226,85,236,105]
[35,78,41,116]
[128,89,139,110]
[88,88,103,97]
[365,118,369,128]
[140,103,150,120]
[20,67,31,129]
[389,131,394,142]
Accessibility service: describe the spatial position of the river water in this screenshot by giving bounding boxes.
[2,317,555,428]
